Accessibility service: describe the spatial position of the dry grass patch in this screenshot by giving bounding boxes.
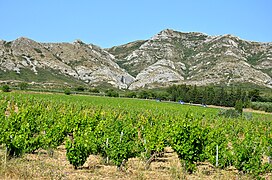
[0,146,271,180]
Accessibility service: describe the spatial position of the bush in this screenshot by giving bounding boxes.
[75,86,85,92]
[64,89,71,95]
[125,91,137,98]
[251,102,272,113]
[89,88,100,93]
[105,89,119,97]
[218,109,240,118]
[1,85,11,92]
[19,82,29,90]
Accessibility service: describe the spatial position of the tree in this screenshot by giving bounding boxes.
[235,99,243,114]
[125,91,137,98]
[138,90,150,99]
[235,88,242,101]
[167,85,179,101]
[64,89,71,95]
[1,85,11,92]
[105,89,119,97]
[227,87,236,107]
[248,89,260,102]
[154,91,170,100]
[188,85,199,103]
[204,86,215,105]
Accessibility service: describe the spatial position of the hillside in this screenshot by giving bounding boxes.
[1,29,272,90]
[0,38,134,89]
[108,29,272,90]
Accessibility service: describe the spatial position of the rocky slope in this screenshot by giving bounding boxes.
[0,38,134,88]
[1,29,272,90]
[108,29,272,89]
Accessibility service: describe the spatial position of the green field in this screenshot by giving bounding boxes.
[0,92,271,179]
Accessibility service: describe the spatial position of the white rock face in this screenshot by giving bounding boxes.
[129,59,184,89]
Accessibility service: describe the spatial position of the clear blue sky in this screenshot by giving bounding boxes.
[0,0,271,48]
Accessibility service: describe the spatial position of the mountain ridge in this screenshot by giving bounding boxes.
[1,29,272,89]
[108,29,272,89]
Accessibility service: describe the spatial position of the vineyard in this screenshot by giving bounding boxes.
[0,92,271,179]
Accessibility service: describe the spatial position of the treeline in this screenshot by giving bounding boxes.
[166,85,255,107]
[123,85,265,108]
[2,83,270,108]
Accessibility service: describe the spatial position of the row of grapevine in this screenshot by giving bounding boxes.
[0,93,271,177]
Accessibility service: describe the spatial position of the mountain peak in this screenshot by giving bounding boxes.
[12,37,38,47]
[151,29,209,41]
[160,28,175,34]
[15,36,35,42]
[220,34,241,41]
[73,39,85,45]
[151,29,182,40]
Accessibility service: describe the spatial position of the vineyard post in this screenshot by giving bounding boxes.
[120,131,123,142]
[216,145,218,167]
[5,145,7,167]
[119,131,125,170]
[269,147,271,164]
[144,138,147,153]
[106,138,109,164]
[4,145,7,178]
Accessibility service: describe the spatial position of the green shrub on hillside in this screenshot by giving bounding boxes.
[64,89,71,95]
[75,86,85,91]
[1,85,11,92]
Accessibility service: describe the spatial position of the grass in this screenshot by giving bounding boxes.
[0,146,64,179]
[0,68,86,86]
[0,145,264,180]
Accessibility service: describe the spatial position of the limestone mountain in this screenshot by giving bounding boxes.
[108,29,272,90]
[0,38,134,88]
[1,29,272,90]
